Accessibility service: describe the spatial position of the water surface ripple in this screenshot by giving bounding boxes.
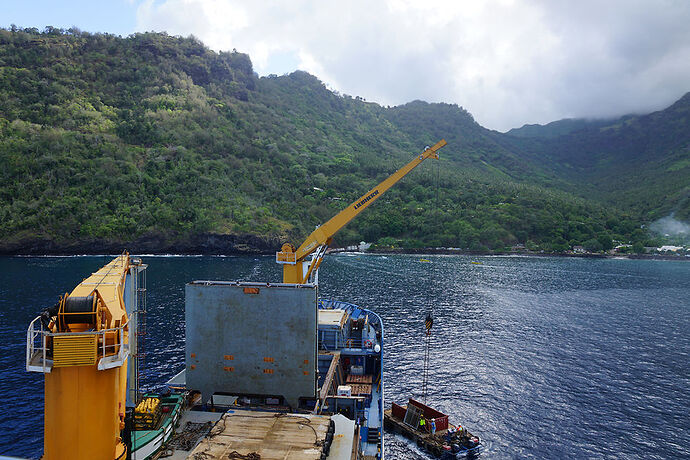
[1,255,688,459]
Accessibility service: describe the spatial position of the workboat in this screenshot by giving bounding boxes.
[24,141,447,460]
[130,394,184,459]
[384,398,482,457]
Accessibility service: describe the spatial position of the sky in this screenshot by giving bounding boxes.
[3,0,690,131]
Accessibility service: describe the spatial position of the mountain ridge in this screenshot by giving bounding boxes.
[0,28,687,254]
[506,118,614,139]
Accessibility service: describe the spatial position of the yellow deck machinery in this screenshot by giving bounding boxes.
[26,253,146,460]
[277,139,446,283]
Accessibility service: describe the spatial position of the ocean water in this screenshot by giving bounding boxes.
[0,254,688,459]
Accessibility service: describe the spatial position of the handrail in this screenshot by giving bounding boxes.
[318,299,384,350]
[318,298,385,454]
[26,316,48,373]
[26,316,130,373]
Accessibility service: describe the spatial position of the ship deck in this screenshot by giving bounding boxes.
[156,297,383,459]
[164,409,355,460]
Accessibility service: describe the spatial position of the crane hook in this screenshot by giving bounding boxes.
[425,312,433,336]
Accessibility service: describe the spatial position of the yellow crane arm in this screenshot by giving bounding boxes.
[277,139,447,283]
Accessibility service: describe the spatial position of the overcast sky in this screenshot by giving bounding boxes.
[5,0,690,131]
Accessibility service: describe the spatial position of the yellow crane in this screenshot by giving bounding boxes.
[27,253,145,460]
[277,139,447,284]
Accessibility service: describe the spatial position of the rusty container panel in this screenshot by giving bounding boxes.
[185,281,317,408]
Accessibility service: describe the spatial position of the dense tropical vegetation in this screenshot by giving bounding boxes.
[0,27,688,254]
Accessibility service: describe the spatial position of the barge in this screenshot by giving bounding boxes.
[384,398,481,457]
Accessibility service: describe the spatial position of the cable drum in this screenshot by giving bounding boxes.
[60,295,97,325]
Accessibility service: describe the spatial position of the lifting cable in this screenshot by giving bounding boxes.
[421,148,441,403]
[421,311,433,403]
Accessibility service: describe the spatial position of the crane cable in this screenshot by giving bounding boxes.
[421,148,441,404]
[421,312,433,403]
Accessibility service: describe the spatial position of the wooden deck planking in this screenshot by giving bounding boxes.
[319,351,341,402]
[346,374,373,384]
[188,411,332,459]
[349,383,372,395]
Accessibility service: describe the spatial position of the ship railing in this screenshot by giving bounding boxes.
[318,333,369,351]
[319,298,383,330]
[26,316,50,373]
[26,317,130,373]
[320,299,383,352]
[95,320,130,370]
[345,337,368,349]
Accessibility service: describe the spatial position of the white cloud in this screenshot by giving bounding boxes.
[134,0,690,131]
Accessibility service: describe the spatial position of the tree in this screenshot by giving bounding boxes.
[584,238,603,252]
[597,233,613,251]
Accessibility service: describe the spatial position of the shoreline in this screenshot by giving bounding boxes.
[366,248,687,261]
[0,234,686,261]
[1,245,686,261]
[0,233,279,257]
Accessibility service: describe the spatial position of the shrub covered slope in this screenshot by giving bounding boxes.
[1,28,687,253]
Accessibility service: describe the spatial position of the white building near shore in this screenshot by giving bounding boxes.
[658,245,683,252]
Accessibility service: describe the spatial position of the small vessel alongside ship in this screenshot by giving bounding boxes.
[24,141,457,459]
[130,394,184,459]
[384,398,481,458]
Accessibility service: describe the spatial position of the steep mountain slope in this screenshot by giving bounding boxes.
[507,118,612,139]
[500,94,690,220]
[0,28,685,254]
[383,101,554,182]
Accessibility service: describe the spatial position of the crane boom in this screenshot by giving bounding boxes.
[277,139,447,283]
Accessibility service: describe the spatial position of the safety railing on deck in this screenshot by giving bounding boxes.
[26,316,50,373]
[319,298,383,352]
[319,326,376,350]
[320,298,385,445]
[26,316,130,373]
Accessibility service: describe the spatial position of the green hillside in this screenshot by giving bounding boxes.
[506,118,612,139]
[500,94,690,221]
[0,28,686,254]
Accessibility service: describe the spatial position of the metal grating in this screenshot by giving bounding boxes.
[53,334,97,367]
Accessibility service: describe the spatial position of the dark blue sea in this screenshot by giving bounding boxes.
[0,254,688,459]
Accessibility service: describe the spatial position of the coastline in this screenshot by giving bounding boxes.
[0,232,280,256]
[365,247,688,261]
[1,236,686,261]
